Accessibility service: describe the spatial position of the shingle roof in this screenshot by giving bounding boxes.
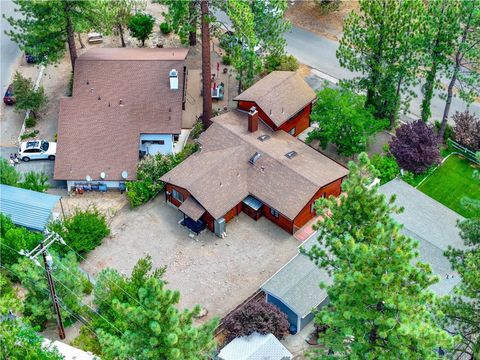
[54,48,187,182]
[178,196,205,222]
[161,110,348,220]
[234,71,316,127]
[0,184,60,231]
[218,332,292,360]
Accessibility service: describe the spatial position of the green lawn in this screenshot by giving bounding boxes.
[418,155,479,218]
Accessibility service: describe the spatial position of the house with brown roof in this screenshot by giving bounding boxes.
[161,106,348,236]
[234,71,316,137]
[54,48,188,190]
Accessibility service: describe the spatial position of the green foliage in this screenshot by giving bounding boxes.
[157,0,200,45]
[20,130,38,140]
[126,143,199,207]
[0,213,43,270]
[160,22,171,34]
[12,71,48,118]
[370,153,400,184]
[12,251,89,328]
[51,207,110,256]
[191,121,204,139]
[306,153,454,358]
[314,0,341,12]
[434,120,453,143]
[0,270,23,315]
[25,116,36,128]
[264,54,299,73]
[0,317,64,360]
[128,13,155,47]
[99,0,144,47]
[222,55,231,66]
[306,88,387,156]
[0,159,21,186]
[71,325,102,356]
[93,256,218,359]
[19,171,49,192]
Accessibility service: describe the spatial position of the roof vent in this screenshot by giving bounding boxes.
[249,152,262,165]
[285,151,298,159]
[169,69,178,90]
[257,134,270,142]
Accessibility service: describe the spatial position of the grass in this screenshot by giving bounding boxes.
[417,155,479,218]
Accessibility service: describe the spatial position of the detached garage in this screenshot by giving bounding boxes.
[261,237,331,334]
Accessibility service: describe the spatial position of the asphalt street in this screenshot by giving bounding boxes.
[1,0,22,94]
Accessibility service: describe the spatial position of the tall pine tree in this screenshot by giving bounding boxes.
[307,153,454,359]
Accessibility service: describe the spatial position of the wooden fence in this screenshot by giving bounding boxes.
[447,139,479,164]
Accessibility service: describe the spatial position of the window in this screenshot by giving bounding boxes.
[172,188,184,202]
[311,202,315,214]
[142,140,165,145]
[24,149,41,153]
[270,207,280,218]
[41,141,49,151]
[288,127,296,136]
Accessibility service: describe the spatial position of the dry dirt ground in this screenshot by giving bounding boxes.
[80,196,299,324]
[286,0,360,41]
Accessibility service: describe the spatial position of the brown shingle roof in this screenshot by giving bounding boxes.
[233,71,316,127]
[161,110,348,220]
[178,196,206,222]
[54,48,187,181]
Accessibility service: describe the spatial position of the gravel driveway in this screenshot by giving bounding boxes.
[81,196,299,322]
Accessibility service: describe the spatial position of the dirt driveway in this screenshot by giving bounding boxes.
[81,196,299,322]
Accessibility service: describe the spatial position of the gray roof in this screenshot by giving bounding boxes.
[218,332,292,360]
[379,179,465,295]
[0,184,60,231]
[261,237,331,317]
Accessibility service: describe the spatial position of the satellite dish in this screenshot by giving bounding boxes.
[86,175,92,182]
[121,170,128,180]
[100,172,106,179]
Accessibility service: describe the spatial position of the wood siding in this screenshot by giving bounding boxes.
[262,204,294,233]
[165,183,191,207]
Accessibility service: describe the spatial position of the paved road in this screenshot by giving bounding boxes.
[1,0,22,94]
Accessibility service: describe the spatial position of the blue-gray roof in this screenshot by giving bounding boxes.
[0,184,60,231]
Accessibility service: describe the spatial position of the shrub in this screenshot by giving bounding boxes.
[314,0,341,12]
[12,71,48,118]
[223,301,290,342]
[20,130,38,140]
[0,159,21,186]
[19,171,49,192]
[25,116,36,128]
[191,120,204,139]
[451,110,480,151]
[370,154,400,185]
[389,120,441,174]
[128,13,155,47]
[434,120,453,143]
[264,54,299,73]
[71,326,102,356]
[52,207,110,256]
[160,22,171,34]
[126,179,163,208]
[222,55,231,66]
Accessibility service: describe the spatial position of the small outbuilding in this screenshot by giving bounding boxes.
[0,184,60,231]
[218,332,292,360]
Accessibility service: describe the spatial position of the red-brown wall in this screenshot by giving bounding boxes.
[236,100,312,137]
[165,183,191,207]
[262,204,294,233]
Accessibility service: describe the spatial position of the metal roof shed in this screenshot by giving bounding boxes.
[0,184,61,231]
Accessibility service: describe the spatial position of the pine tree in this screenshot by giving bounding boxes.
[306,153,454,359]
[94,256,218,359]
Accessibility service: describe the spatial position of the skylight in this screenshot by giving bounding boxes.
[257,134,270,142]
[249,152,262,165]
[285,151,298,159]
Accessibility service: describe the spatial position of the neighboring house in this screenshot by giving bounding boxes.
[218,332,292,360]
[161,108,348,236]
[0,184,60,231]
[54,48,188,190]
[262,179,465,334]
[234,71,316,137]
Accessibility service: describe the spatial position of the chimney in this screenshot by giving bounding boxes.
[248,107,259,133]
[169,69,178,90]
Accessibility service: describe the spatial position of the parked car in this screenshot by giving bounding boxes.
[18,140,56,161]
[3,84,15,105]
[87,32,103,44]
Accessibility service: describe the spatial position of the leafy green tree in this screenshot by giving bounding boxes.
[12,72,48,119]
[306,88,387,157]
[101,0,144,47]
[0,159,21,186]
[420,0,462,122]
[157,0,200,46]
[306,153,454,358]
[0,270,24,315]
[438,0,480,140]
[93,256,218,359]
[4,0,100,71]
[127,13,155,47]
[441,154,480,358]
[338,0,426,127]
[0,318,64,360]
[12,251,90,328]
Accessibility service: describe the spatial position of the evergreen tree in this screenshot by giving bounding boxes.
[157,0,200,46]
[12,71,48,119]
[93,256,218,359]
[306,153,454,359]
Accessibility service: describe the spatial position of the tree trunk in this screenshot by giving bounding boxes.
[189,31,197,46]
[201,0,212,128]
[77,33,85,49]
[118,24,126,47]
[439,65,458,140]
[421,59,438,122]
[188,0,197,46]
[64,3,77,72]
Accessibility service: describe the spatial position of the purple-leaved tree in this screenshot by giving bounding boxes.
[452,110,480,151]
[389,120,441,174]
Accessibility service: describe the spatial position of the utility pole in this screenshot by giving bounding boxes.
[21,232,66,339]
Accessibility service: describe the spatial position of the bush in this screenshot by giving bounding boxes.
[52,207,110,256]
[19,171,49,192]
[390,120,441,174]
[370,154,400,185]
[434,120,453,143]
[222,55,231,66]
[0,159,21,186]
[71,326,102,356]
[160,22,171,34]
[25,116,36,128]
[264,54,299,73]
[223,301,290,342]
[451,110,480,151]
[20,130,38,140]
[314,0,341,12]
[191,120,204,139]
